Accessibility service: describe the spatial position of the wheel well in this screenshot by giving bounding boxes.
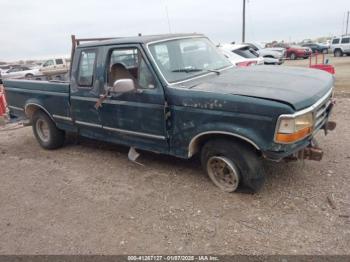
[264,55,274,58]
[188,133,260,158]
[334,48,342,53]
[25,104,54,123]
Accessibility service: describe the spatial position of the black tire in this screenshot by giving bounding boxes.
[25,74,34,80]
[334,49,343,57]
[201,139,264,193]
[32,110,65,149]
[290,52,297,60]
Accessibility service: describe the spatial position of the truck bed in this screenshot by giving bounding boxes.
[3,79,71,123]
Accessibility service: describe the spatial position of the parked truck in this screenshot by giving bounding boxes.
[3,34,336,193]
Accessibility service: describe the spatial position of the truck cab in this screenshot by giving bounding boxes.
[3,34,336,193]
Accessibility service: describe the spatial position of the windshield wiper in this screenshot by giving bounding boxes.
[171,68,220,75]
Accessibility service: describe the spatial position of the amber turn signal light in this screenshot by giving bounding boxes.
[275,127,312,143]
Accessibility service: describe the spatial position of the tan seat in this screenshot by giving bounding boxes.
[109,63,135,86]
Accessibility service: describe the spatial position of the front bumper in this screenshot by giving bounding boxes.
[264,120,336,161]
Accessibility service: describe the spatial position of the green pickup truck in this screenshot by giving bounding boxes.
[3,34,336,193]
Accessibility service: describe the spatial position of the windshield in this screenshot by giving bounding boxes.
[148,37,232,83]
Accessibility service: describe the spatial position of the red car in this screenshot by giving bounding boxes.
[273,43,311,60]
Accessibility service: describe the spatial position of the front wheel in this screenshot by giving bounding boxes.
[201,139,265,193]
[32,110,65,149]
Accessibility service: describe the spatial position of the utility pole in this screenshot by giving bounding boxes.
[242,0,246,42]
[346,11,349,35]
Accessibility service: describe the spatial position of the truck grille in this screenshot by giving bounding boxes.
[313,92,333,132]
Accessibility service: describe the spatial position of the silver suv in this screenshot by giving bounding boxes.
[331,35,350,57]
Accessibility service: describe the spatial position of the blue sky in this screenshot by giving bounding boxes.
[0,0,349,60]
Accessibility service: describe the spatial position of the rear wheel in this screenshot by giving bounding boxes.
[201,139,265,193]
[32,110,65,149]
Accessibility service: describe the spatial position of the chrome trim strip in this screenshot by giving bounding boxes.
[103,126,166,140]
[8,105,24,111]
[5,87,68,97]
[145,36,234,86]
[52,115,72,121]
[75,120,102,128]
[273,88,333,144]
[102,99,163,109]
[74,120,165,140]
[188,131,260,158]
[71,96,98,102]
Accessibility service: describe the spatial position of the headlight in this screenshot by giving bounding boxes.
[275,112,313,143]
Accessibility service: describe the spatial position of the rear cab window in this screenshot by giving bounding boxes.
[332,38,340,44]
[55,59,64,65]
[77,49,97,87]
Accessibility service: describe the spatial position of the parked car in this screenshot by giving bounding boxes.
[219,44,264,66]
[4,33,336,193]
[0,65,12,74]
[302,43,328,54]
[39,58,69,75]
[245,42,285,65]
[0,64,22,75]
[273,43,311,60]
[0,66,39,80]
[331,35,350,57]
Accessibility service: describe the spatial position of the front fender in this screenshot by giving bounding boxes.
[169,106,276,158]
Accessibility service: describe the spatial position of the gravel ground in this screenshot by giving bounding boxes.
[0,56,349,255]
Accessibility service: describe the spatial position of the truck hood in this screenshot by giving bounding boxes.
[178,66,334,111]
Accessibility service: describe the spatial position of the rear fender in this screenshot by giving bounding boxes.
[24,98,55,123]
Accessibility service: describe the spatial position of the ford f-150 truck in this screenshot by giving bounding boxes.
[3,34,336,193]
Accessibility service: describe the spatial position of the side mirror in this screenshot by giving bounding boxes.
[110,79,136,94]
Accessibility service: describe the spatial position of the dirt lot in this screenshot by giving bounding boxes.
[0,56,350,255]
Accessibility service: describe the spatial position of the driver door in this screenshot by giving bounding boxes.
[99,44,168,153]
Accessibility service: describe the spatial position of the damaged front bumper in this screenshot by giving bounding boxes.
[265,120,336,162]
[264,93,336,162]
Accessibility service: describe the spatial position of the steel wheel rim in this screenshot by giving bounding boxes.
[36,119,50,142]
[207,156,240,192]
